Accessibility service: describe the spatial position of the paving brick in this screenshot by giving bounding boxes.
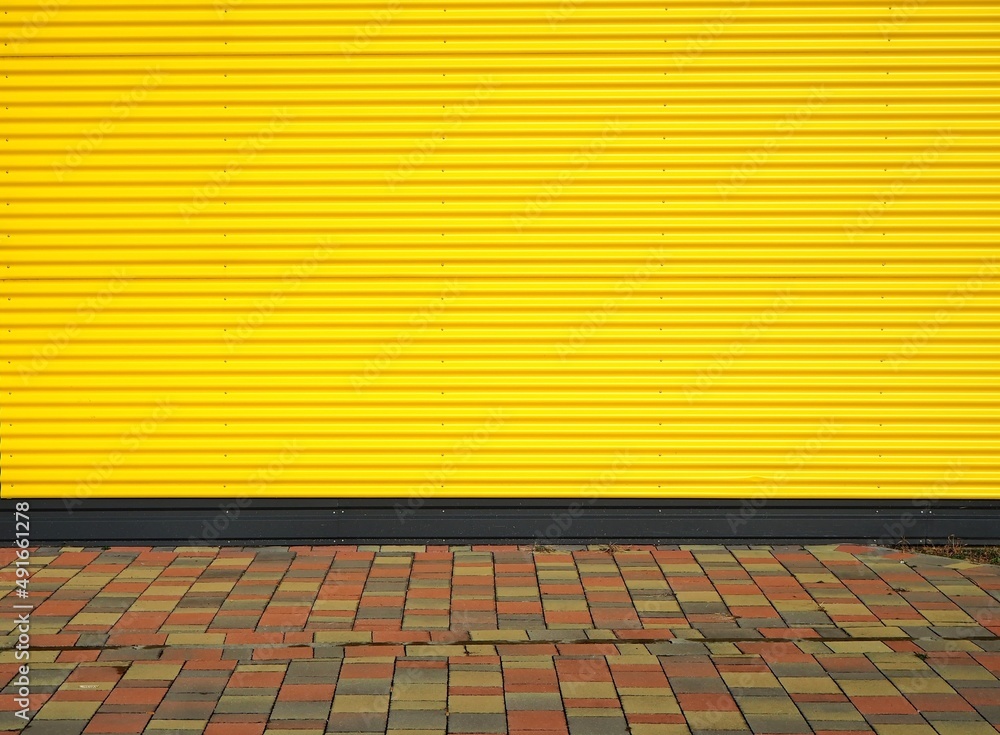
[34,702,102,720]
[387,709,448,729]
[446,712,507,733]
[326,711,388,732]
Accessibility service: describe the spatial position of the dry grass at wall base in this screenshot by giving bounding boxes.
[897,536,1000,566]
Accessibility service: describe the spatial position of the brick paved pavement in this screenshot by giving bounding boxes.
[2,544,999,734]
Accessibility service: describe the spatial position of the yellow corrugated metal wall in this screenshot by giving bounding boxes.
[1,1,998,500]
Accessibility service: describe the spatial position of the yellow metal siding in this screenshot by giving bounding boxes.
[1,1,998,499]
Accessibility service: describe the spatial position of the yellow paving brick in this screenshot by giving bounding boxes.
[122,663,184,681]
[827,641,893,654]
[721,671,781,689]
[560,682,618,698]
[117,568,162,579]
[674,592,722,603]
[737,697,800,715]
[931,665,997,681]
[634,601,681,613]
[872,725,937,735]
[892,677,956,695]
[313,600,360,611]
[454,671,503,687]
[140,587,192,598]
[542,601,589,611]
[619,695,681,714]
[722,595,771,607]
[845,626,909,638]
[392,684,448,701]
[34,701,102,720]
[188,582,236,593]
[923,611,975,624]
[68,613,122,626]
[838,680,901,697]
[62,681,116,692]
[278,582,322,592]
[629,725,692,735]
[928,723,1000,735]
[706,643,741,656]
[235,664,287,672]
[331,694,390,712]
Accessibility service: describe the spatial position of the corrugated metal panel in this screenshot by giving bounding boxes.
[1,0,998,501]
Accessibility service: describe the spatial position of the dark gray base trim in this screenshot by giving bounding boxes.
[4,498,1000,545]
